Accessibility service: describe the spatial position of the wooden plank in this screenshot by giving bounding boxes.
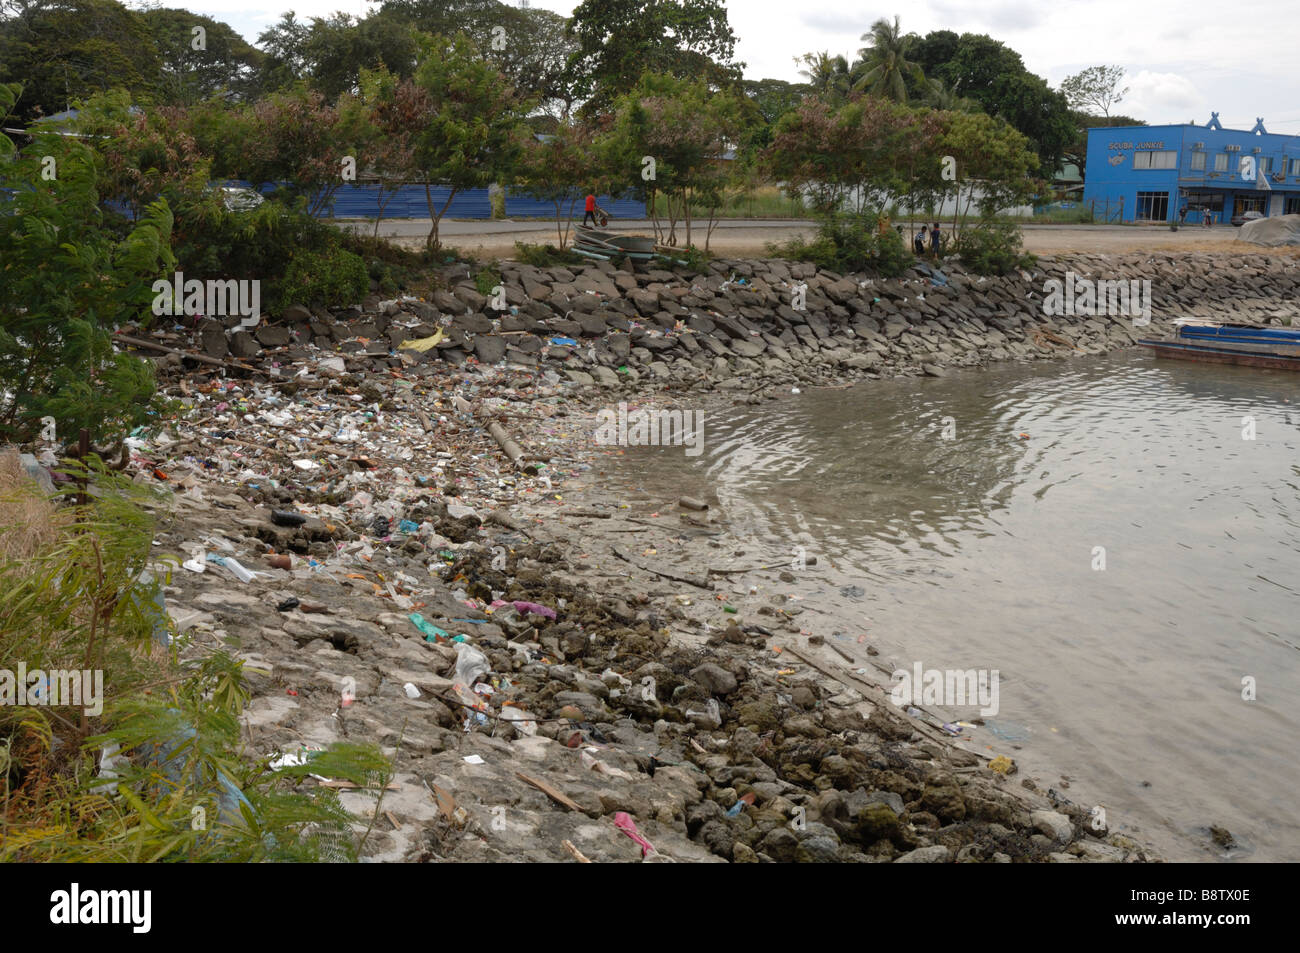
[562,839,593,863]
[516,771,585,813]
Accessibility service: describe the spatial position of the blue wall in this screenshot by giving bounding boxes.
[277,183,644,220]
[1083,121,1300,223]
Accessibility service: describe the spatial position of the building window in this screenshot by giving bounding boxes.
[1291,158,1300,176]
[1133,150,1176,170]
[1259,157,1272,173]
[1185,191,1224,212]
[1190,151,1206,171]
[1214,153,1229,171]
[1287,196,1300,215]
[1136,191,1170,220]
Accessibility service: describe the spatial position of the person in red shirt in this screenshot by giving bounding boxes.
[582,193,607,227]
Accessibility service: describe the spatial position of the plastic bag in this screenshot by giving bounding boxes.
[500,706,538,736]
[454,642,490,687]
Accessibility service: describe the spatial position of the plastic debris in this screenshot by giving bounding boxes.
[613,811,655,857]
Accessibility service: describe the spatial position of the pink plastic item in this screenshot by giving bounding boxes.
[613,811,655,857]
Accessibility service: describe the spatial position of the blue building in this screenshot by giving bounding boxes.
[1082,113,1300,224]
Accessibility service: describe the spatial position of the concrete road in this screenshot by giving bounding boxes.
[337,217,1263,258]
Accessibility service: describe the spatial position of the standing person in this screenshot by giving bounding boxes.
[1203,206,1213,228]
[930,221,942,256]
[913,224,928,256]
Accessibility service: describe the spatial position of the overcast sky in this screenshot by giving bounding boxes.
[172,0,1300,134]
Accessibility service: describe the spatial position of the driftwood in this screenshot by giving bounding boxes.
[516,772,584,813]
[114,334,259,373]
[611,545,711,589]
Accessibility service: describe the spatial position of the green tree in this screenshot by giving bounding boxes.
[921,77,978,113]
[794,51,852,102]
[1060,65,1129,118]
[0,83,173,445]
[357,66,430,237]
[245,86,363,217]
[600,72,748,249]
[255,11,311,92]
[566,0,742,111]
[410,32,531,251]
[512,118,605,250]
[379,0,578,116]
[926,33,1075,170]
[299,13,420,100]
[937,109,1039,230]
[140,8,263,105]
[71,89,211,222]
[0,0,161,120]
[911,29,960,76]
[765,94,918,214]
[853,15,924,102]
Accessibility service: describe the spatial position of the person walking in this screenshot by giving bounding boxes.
[1202,206,1213,228]
[582,192,607,227]
[930,221,942,257]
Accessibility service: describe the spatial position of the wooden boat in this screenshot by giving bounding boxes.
[1138,322,1300,370]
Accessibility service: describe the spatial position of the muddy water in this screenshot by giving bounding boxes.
[613,351,1300,861]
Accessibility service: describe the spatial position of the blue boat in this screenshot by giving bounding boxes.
[1139,322,1300,370]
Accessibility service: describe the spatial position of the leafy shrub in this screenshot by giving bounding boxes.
[654,244,711,275]
[338,232,433,294]
[512,242,584,268]
[474,262,503,297]
[276,245,370,310]
[953,220,1035,276]
[768,212,911,278]
[0,104,172,446]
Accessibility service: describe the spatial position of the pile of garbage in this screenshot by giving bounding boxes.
[20,332,1158,864]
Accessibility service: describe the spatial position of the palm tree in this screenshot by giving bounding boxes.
[795,51,853,100]
[923,77,979,113]
[853,16,924,102]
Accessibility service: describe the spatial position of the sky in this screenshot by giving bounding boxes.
[170,0,1300,134]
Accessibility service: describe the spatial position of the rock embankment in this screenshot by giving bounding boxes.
[173,251,1300,398]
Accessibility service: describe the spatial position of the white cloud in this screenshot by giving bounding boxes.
[1124,71,1205,124]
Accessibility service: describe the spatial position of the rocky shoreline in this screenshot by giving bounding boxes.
[120,250,1300,862]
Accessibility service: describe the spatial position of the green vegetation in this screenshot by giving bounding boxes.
[952,220,1036,275]
[768,212,912,278]
[511,242,585,268]
[278,245,369,310]
[0,453,389,861]
[0,87,170,448]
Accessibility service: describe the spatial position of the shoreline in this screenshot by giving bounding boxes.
[110,248,1300,862]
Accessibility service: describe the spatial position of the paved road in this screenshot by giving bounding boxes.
[340,217,816,237]
[339,217,1194,238]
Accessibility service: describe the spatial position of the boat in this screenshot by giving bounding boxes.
[1138,321,1300,370]
[572,226,659,262]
